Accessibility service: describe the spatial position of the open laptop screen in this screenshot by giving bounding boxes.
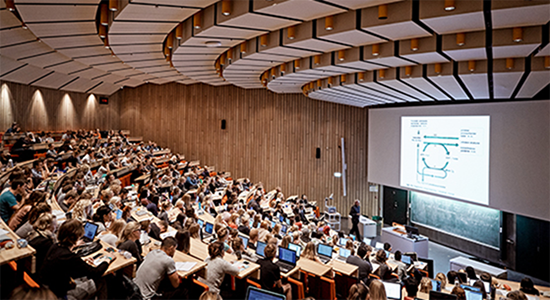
[278,247,297,264]
[339,248,351,259]
[382,281,402,300]
[465,290,483,300]
[288,243,301,257]
[401,254,412,265]
[246,286,285,300]
[204,222,214,234]
[256,241,267,257]
[239,235,249,250]
[317,243,333,257]
[83,222,98,241]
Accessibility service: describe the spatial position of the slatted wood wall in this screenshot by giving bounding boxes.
[0,80,120,132]
[120,82,380,216]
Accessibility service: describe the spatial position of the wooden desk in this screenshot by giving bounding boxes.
[81,240,136,276]
[143,239,206,279]
[330,259,358,277]
[0,220,36,271]
[189,239,260,279]
[48,197,67,223]
[297,258,332,278]
[496,278,550,294]
[131,207,154,223]
[196,211,215,224]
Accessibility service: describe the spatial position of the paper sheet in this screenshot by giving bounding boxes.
[175,262,197,272]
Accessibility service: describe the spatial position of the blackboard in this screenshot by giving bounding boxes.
[410,192,500,248]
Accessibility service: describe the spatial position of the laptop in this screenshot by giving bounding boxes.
[431,279,442,292]
[202,222,214,239]
[363,237,372,246]
[401,254,412,265]
[275,247,297,273]
[465,290,483,300]
[285,218,290,225]
[317,243,333,264]
[246,286,285,300]
[337,248,351,261]
[281,224,288,234]
[461,285,481,293]
[382,281,402,300]
[279,215,284,223]
[83,222,99,242]
[270,220,276,229]
[255,241,267,258]
[239,235,249,250]
[288,243,301,258]
[430,291,458,300]
[375,242,384,250]
[338,237,349,247]
[197,219,204,228]
[349,234,356,241]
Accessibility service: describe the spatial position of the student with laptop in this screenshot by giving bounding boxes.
[346,244,373,286]
[316,243,334,264]
[257,244,292,300]
[302,242,324,264]
[390,251,408,281]
[204,241,240,293]
[372,249,392,280]
[40,219,115,300]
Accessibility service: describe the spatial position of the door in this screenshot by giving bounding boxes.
[516,215,550,282]
[382,186,408,226]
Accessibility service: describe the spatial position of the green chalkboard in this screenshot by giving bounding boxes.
[410,192,500,249]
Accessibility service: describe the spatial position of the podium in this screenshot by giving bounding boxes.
[347,216,377,238]
[381,227,429,258]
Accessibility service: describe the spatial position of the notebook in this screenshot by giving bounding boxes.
[276,247,297,273]
[288,243,301,258]
[317,243,333,264]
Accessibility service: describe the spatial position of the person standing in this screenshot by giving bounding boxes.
[349,199,361,240]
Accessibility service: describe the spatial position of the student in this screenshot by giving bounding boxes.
[369,280,387,300]
[117,222,143,266]
[451,286,466,300]
[436,272,448,290]
[238,214,250,236]
[204,241,240,292]
[520,277,540,296]
[346,244,372,286]
[391,251,407,281]
[257,244,292,300]
[98,219,125,247]
[9,190,46,230]
[248,228,259,250]
[175,229,190,254]
[27,212,57,273]
[383,242,392,252]
[506,291,528,300]
[10,285,57,300]
[0,179,24,223]
[40,219,115,299]
[301,241,323,264]
[348,282,370,300]
[280,235,292,249]
[465,266,478,280]
[59,190,78,212]
[199,291,223,300]
[15,202,51,239]
[92,206,112,233]
[189,223,200,239]
[420,277,433,293]
[372,249,392,280]
[134,237,186,300]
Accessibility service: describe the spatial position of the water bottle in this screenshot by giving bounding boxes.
[8,159,14,168]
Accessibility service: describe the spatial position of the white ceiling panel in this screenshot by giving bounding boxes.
[267,83,302,93]
[324,0,402,10]
[492,44,540,60]
[16,4,97,22]
[358,82,410,102]
[459,73,488,99]
[112,44,163,53]
[148,78,172,85]
[179,37,241,48]
[45,60,88,74]
[0,27,38,46]
[399,52,449,64]
[109,22,176,34]
[221,13,299,31]
[333,86,391,103]
[493,72,523,99]
[0,55,26,75]
[0,10,23,29]
[492,4,550,29]
[364,21,432,41]
[57,46,110,58]
[443,48,486,61]
[255,0,345,21]
[119,78,145,87]
[195,26,264,40]
[0,41,52,60]
[130,0,218,7]
[379,80,428,101]
[110,34,166,44]
[122,59,166,68]
[262,46,319,57]
[114,4,197,22]
[178,66,216,72]
[19,51,70,68]
[176,79,198,85]
[129,73,157,81]
[41,35,102,49]
[400,77,451,100]
[421,12,485,35]
[27,21,97,36]
[364,56,416,67]
[535,43,550,57]
[517,71,550,98]
[91,73,126,84]
[321,30,384,47]
[337,60,385,71]
[0,64,52,84]
[347,85,403,103]
[62,77,98,93]
[287,38,348,52]
[32,72,76,90]
[72,67,107,79]
[244,52,294,61]
[428,75,469,100]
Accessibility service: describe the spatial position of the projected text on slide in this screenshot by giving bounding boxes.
[400,116,490,205]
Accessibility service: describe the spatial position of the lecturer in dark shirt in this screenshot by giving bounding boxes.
[349,199,362,240]
[257,244,292,300]
[40,219,116,299]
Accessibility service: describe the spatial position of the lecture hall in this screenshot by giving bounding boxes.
[0,0,549,300]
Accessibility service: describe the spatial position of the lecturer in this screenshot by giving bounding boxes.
[349,199,361,240]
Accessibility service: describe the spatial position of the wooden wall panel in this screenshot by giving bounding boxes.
[0,80,120,132]
[120,83,379,216]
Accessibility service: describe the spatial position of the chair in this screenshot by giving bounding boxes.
[334,272,359,299]
[287,277,305,300]
[418,257,434,278]
[246,279,261,289]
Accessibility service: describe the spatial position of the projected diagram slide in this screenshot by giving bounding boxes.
[400,116,490,205]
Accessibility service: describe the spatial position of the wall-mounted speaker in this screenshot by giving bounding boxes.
[221,119,226,130]
[316,147,321,159]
